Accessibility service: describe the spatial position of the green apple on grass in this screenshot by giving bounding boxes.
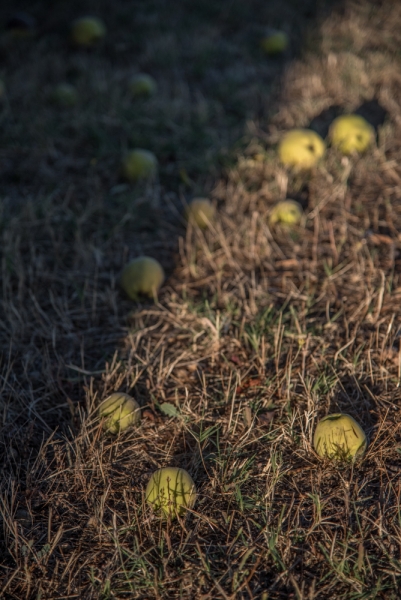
[185,198,215,229]
[278,129,325,170]
[313,413,367,460]
[120,256,164,300]
[269,200,302,226]
[146,467,196,519]
[71,16,106,47]
[129,74,157,98]
[260,30,289,55]
[329,114,374,155]
[122,149,158,182]
[98,392,141,434]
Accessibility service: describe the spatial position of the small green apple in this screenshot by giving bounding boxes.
[51,83,78,107]
[98,392,141,434]
[71,16,106,47]
[313,413,367,460]
[120,256,164,300]
[329,114,374,155]
[121,149,158,182]
[146,467,196,519]
[269,200,302,226]
[185,198,215,229]
[278,128,325,170]
[260,30,289,55]
[129,74,157,98]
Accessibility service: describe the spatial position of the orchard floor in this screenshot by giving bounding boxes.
[1,0,401,598]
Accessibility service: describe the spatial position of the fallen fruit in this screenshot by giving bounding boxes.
[278,129,325,170]
[129,73,157,98]
[51,83,78,107]
[269,200,302,226]
[313,413,367,460]
[120,256,164,300]
[121,149,158,182]
[185,198,215,229]
[71,16,106,47]
[329,114,374,155]
[260,30,289,55]
[146,467,196,518]
[98,392,141,434]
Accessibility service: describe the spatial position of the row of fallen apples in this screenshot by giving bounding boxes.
[35,15,372,519]
[99,393,367,519]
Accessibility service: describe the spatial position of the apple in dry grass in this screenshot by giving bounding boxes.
[146,467,196,518]
[260,31,289,55]
[278,129,325,170]
[71,16,106,47]
[185,198,215,229]
[329,114,374,155]
[129,74,157,99]
[269,200,302,226]
[121,149,158,182]
[313,413,367,460]
[120,256,165,300]
[98,392,141,434]
[51,83,78,107]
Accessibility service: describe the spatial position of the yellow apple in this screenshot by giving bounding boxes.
[146,467,196,518]
[329,114,374,155]
[98,392,141,434]
[51,83,78,107]
[269,200,302,226]
[185,198,215,229]
[120,256,164,300]
[260,31,289,55]
[129,74,157,98]
[121,149,158,182]
[278,129,325,170]
[71,16,106,47]
[313,413,367,460]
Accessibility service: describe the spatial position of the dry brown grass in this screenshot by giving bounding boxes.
[2,0,401,598]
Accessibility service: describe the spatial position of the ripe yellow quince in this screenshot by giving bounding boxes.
[278,129,325,170]
[269,200,302,226]
[71,17,106,47]
[329,114,374,155]
[120,256,164,300]
[146,467,196,519]
[313,413,367,460]
[185,198,215,229]
[121,149,158,182]
[98,392,141,434]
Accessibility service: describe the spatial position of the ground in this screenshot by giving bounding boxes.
[1,0,401,598]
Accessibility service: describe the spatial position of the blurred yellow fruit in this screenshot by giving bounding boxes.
[269,200,302,226]
[129,74,157,98]
[146,467,196,518]
[71,16,106,47]
[260,31,289,55]
[98,392,141,434]
[120,256,164,300]
[122,149,158,182]
[51,83,78,107]
[329,114,374,155]
[185,198,215,229]
[278,129,325,170]
[313,413,367,460]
